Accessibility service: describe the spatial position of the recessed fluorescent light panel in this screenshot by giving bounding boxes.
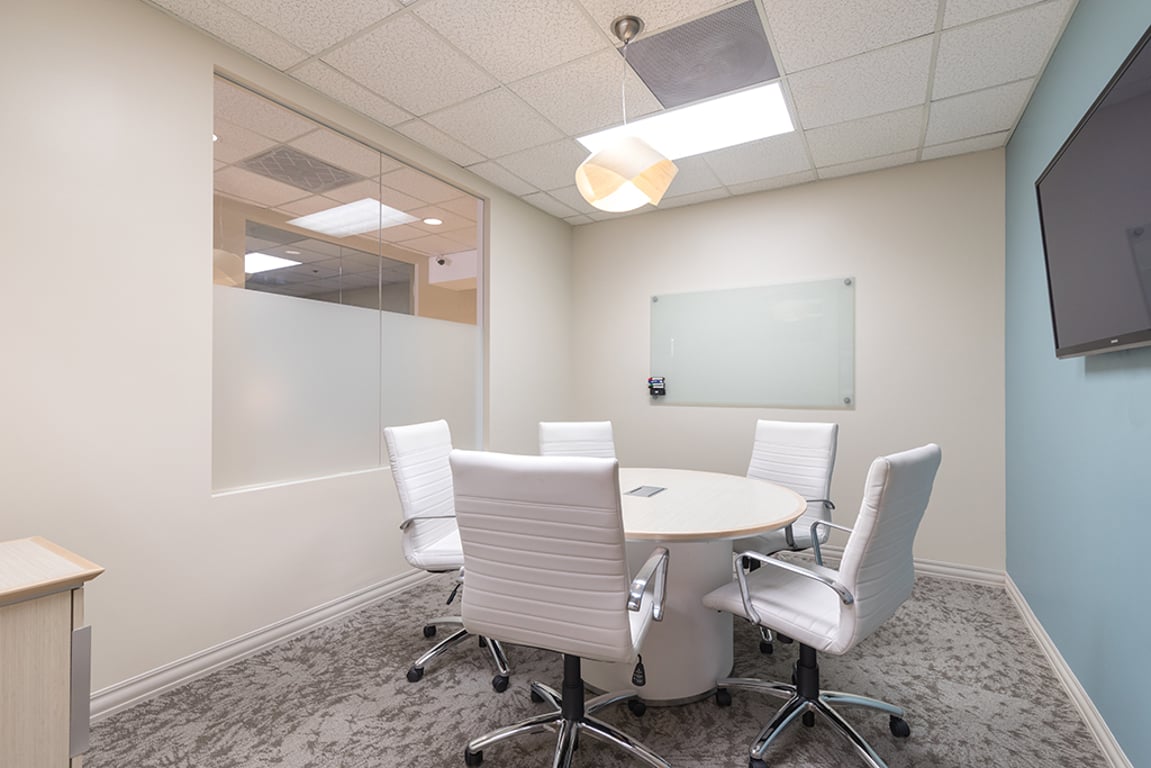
[577,82,793,160]
[244,252,301,274]
[287,198,418,238]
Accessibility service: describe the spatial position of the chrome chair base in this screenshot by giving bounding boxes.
[463,655,669,768]
[716,644,910,768]
[407,615,510,692]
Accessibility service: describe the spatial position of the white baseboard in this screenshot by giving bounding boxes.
[1005,575,1133,768]
[90,569,433,721]
[813,545,1006,587]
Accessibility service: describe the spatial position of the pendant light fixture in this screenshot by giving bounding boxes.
[575,15,678,213]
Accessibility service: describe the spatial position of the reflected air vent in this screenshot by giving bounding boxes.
[623,1,779,109]
[238,145,362,193]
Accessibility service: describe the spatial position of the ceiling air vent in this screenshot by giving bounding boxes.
[623,1,779,109]
[238,145,362,194]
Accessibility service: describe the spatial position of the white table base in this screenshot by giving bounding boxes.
[584,539,734,704]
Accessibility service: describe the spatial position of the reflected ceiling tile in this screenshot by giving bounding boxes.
[400,233,471,254]
[424,89,562,159]
[414,0,606,82]
[437,195,481,221]
[290,130,384,177]
[702,133,811,186]
[817,150,918,179]
[290,61,412,126]
[925,80,1032,145]
[933,0,1072,98]
[806,106,923,167]
[274,195,344,218]
[511,50,662,136]
[465,161,537,196]
[153,0,308,69]
[322,14,497,115]
[323,178,384,204]
[215,79,318,142]
[921,130,1009,160]
[220,0,402,53]
[215,166,309,207]
[394,120,486,166]
[495,140,589,191]
[789,37,933,129]
[381,167,464,204]
[761,0,937,72]
[212,118,278,164]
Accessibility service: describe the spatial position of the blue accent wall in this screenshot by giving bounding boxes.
[1006,2,1151,764]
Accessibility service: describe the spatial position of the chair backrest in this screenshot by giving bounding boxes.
[747,420,838,523]
[538,421,616,458]
[383,420,457,569]
[833,443,941,653]
[450,449,639,663]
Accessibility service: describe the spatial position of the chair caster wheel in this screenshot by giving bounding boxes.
[778,634,793,644]
[530,689,545,703]
[759,640,773,655]
[716,688,732,707]
[478,636,488,648]
[464,748,483,766]
[627,699,647,717]
[890,716,910,738]
[406,666,424,683]
[422,624,437,638]
[802,711,815,727]
[749,758,767,768]
[491,675,509,693]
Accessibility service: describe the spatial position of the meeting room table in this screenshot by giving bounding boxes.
[583,467,806,705]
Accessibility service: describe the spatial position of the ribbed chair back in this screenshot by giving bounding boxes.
[384,419,460,571]
[538,421,616,459]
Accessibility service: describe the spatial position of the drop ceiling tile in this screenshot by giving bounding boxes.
[215,79,318,142]
[381,166,465,204]
[548,186,597,215]
[658,187,731,209]
[220,0,401,54]
[789,37,933,130]
[414,0,606,83]
[761,0,938,73]
[702,133,812,186]
[322,13,497,116]
[510,50,663,136]
[576,0,732,36]
[943,0,1044,28]
[726,170,817,195]
[664,155,723,196]
[214,166,309,207]
[212,118,278,164]
[465,162,538,196]
[152,0,308,69]
[565,214,596,225]
[523,192,581,219]
[817,150,918,179]
[494,139,589,192]
[290,130,384,177]
[932,0,1072,98]
[424,89,563,159]
[925,79,1032,145]
[922,130,1010,159]
[806,106,924,167]
[289,61,412,126]
[394,120,486,166]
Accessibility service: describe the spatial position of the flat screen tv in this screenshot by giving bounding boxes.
[1035,24,1151,358]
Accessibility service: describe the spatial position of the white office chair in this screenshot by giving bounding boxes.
[383,420,510,692]
[704,443,941,768]
[450,449,670,768]
[538,420,616,458]
[731,419,838,654]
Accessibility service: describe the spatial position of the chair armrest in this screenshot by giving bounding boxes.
[734,550,854,627]
[398,513,456,531]
[809,520,853,565]
[783,498,835,549]
[628,546,670,622]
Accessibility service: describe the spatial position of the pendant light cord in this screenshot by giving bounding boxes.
[620,41,629,126]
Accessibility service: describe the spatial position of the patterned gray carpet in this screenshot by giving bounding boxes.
[88,571,1103,767]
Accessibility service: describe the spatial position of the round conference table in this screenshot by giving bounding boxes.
[582,467,806,704]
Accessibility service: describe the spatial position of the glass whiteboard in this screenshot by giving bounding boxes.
[649,278,855,408]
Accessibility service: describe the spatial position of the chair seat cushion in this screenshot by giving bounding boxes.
[702,561,844,653]
[405,527,463,571]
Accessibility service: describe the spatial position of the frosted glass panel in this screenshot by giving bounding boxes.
[650,278,854,408]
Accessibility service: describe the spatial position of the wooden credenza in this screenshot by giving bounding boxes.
[0,537,104,768]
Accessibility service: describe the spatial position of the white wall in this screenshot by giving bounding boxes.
[571,151,1006,570]
[0,0,572,691]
